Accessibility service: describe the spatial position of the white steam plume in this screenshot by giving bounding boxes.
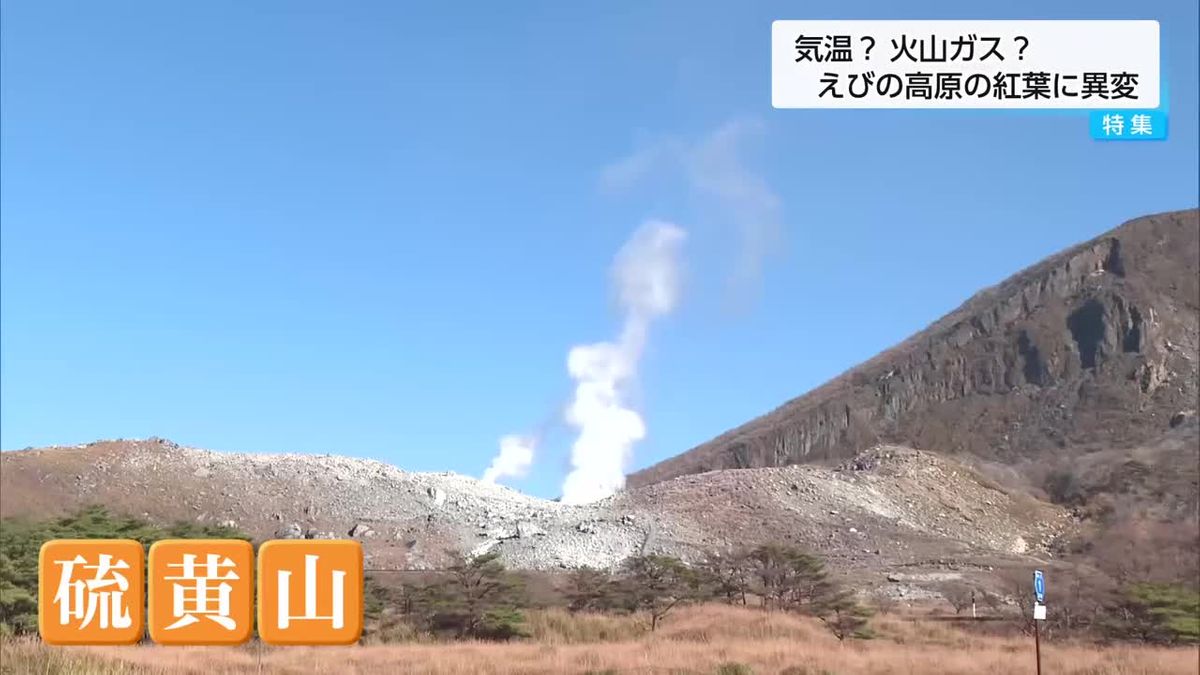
[559,220,686,504]
[599,119,782,303]
[481,434,538,484]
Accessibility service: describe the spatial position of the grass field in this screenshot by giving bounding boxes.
[3,604,1197,674]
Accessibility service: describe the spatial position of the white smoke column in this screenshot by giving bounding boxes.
[481,434,537,484]
[560,220,686,504]
[599,119,783,304]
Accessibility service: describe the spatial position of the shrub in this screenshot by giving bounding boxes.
[1104,583,1200,644]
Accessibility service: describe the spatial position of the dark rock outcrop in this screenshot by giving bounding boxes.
[629,209,1200,487]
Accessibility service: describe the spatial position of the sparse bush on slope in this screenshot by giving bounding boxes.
[1104,582,1200,644]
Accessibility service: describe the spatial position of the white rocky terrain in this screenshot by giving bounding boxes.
[1,438,1069,597]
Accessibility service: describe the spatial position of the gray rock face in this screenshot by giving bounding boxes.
[630,210,1200,486]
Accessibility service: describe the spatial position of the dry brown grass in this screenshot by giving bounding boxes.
[4,605,1197,675]
[524,608,648,644]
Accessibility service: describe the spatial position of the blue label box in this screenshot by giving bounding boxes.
[1090,110,1167,141]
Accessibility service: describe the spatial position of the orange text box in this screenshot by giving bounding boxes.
[257,540,363,645]
[148,539,254,645]
[39,539,145,645]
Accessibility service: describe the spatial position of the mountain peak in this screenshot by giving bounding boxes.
[628,208,1199,487]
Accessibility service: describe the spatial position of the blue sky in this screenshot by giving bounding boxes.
[2,1,1196,499]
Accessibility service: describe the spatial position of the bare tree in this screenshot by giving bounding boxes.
[940,582,975,615]
[869,588,899,615]
[979,589,1005,613]
[998,569,1036,635]
[698,549,750,606]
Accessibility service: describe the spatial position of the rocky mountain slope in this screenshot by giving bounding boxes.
[0,438,1066,597]
[629,209,1199,488]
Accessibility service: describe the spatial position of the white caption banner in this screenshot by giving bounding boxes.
[772,20,1160,109]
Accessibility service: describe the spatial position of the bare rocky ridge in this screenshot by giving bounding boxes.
[628,209,1200,488]
[0,438,1066,597]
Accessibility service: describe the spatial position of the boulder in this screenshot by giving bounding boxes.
[428,487,446,508]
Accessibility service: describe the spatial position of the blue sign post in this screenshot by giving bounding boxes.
[1032,569,1045,675]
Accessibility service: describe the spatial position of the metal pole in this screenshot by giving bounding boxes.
[1034,616,1042,675]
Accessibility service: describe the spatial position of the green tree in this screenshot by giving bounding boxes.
[417,551,529,640]
[361,575,393,639]
[746,545,835,613]
[564,566,618,613]
[817,589,875,642]
[620,554,704,631]
[0,506,251,635]
[0,554,37,635]
[742,544,872,641]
